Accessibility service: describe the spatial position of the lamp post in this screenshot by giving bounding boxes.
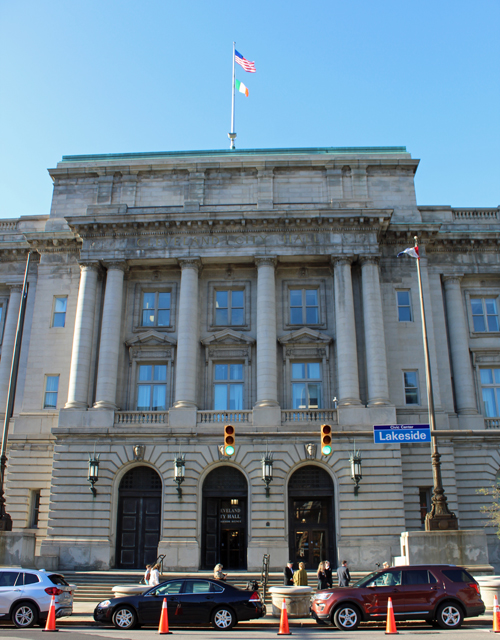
[349,445,362,496]
[174,454,185,498]
[261,453,274,497]
[88,450,100,497]
[414,236,458,531]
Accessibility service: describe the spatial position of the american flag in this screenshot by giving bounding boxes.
[235,50,256,73]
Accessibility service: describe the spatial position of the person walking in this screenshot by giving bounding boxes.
[337,560,350,587]
[149,563,161,586]
[143,564,152,585]
[317,561,329,590]
[283,561,294,586]
[213,563,227,581]
[324,560,333,588]
[293,561,308,586]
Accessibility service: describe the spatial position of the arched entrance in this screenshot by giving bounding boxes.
[116,466,162,569]
[288,465,336,570]
[202,466,248,570]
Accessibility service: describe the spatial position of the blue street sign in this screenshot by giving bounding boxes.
[374,424,431,444]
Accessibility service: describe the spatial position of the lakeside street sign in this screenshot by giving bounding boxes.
[374,424,431,444]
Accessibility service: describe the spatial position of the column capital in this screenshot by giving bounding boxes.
[6,283,23,294]
[359,255,380,266]
[102,261,128,273]
[331,255,354,266]
[78,261,101,273]
[254,255,277,268]
[442,274,464,286]
[178,257,201,272]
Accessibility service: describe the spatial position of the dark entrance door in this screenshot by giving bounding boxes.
[202,466,247,570]
[116,466,162,569]
[288,466,335,570]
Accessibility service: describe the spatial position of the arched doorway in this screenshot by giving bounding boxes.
[116,466,162,569]
[288,465,336,570]
[202,466,248,570]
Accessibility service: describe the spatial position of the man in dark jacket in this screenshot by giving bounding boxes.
[337,560,350,587]
[283,562,294,585]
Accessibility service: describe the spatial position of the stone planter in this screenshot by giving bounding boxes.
[112,584,150,598]
[268,586,313,618]
[475,576,500,610]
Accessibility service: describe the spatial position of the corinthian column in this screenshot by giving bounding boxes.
[65,262,99,409]
[361,257,390,405]
[255,256,278,407]
[442,275,477,414]
[333,257,361,405]
[93,262,127,410]
[173,259,200,408]
[0,285,22,412]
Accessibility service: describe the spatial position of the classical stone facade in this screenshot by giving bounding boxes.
[2,146,500,571]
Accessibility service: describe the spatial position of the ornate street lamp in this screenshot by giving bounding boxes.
[174,454,185,498]
[261,452,274,497]
[349,445,362,496]
[88,450,100,497]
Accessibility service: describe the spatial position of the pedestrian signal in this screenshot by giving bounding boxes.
[224,425,235,456]
[321,424,332,455]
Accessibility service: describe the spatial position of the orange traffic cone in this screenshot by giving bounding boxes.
[158,597,171,634]
[42,595,58,632]
[385,597,398,635]
[277,598,292,635]
[493,594,500,633]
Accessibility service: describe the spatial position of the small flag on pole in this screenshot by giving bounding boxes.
[235,50,256,73]
[235,79,249,97]
[397,246,419,259]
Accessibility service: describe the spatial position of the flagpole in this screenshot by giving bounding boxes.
[228,41,236,150]
[414,235,458,532]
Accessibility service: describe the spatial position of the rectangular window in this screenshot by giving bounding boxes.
[480,368,500,417]
[419,487,431,528]
[291,362,322,409]
[471,297,499,332]
[403,371,419,405]
[30,490,41,528]
[397,290,412,322]
[215,290,244,326]
[289,289,319,325]
[44,375,59,409]
[52,297,67,327]
[213,363,243,410]
[137,364,167,411]
[141,292,171,328]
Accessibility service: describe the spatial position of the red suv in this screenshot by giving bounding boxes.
[311,565,484,630]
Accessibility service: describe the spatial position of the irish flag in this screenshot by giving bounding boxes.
[235,79,249,97]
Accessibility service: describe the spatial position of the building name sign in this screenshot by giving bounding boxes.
[220,507,242,523]
[135,233,322,249]
[374,424,431,444]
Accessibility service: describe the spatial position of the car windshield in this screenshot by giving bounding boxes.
[49,574,69,586]
[353,571,380,587]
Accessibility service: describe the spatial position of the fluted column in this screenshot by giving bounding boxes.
[255,256,278,407]
[361,257,390,405]
[65,263,99,409]
[93,262,127,410]
[173,259,200,408]
[443,275,478,414]
[0,285,22,412]
[333,257,361,405]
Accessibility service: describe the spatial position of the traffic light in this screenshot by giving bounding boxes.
[321,424,332,456]
[224,425,235,456]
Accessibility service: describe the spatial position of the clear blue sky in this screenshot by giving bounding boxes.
[1,0,499,219]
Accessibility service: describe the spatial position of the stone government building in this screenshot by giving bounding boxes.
[2,146,500,571]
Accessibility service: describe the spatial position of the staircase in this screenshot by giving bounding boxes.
[62,570,368,606]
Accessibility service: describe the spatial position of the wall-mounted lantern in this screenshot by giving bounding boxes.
[349,445,362,496]
[174,454,185,498]
[88,450,100,497]
[261,452,274,497]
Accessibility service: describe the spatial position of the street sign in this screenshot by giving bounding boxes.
[374,424,431,444]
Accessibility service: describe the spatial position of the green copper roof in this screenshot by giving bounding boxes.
[61,146,408,163]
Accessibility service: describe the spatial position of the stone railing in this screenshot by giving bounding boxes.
[281,409,338,424]
[115,411,169,425]
[452,208,498,221]
[485,418,500,429]
[0,221,18,231]
[197,410,253,424]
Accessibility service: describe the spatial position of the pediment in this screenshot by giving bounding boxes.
[279,327,332,346]
[125,330,177,347]
[202,328,255,347]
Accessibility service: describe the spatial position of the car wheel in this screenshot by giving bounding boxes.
[436,602,463,629]
[12,602,38,628]
[112,606,137,630]
[212,607,235,630]
[333,604,360,631]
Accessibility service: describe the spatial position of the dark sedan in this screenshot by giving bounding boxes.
[94,578,264,630]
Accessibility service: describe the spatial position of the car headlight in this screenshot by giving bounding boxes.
[98,600,111,608]
[314,593,333,601]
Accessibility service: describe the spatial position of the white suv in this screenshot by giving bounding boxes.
[0,568,73,628]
